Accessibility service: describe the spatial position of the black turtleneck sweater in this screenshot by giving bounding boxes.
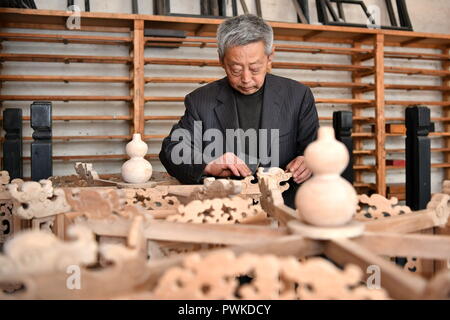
[233,85,264,168]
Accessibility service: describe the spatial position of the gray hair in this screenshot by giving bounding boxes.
[217,14,274,61]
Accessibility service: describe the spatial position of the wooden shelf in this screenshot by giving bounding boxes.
[0,8,449,195]
[0,53,131,64]
[0,32,132,45]
[0,75,132,83]
[0,95,132,101]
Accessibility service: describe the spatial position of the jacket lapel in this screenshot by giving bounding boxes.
[260,74,283,159]
[214,78,239,132]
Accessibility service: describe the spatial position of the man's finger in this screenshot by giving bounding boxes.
[236,163,251,177]
[295,170,312,184]
[289,157,304,173]
[226,164,241,177]
[293,162,308,179]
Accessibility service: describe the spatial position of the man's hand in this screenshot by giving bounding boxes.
[204,152,252,178]
[286,156,312,184]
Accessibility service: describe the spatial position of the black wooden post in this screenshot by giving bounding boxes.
[84,0,90,12]
[132,0,138,14]
[67,0,74,8]
[2,108,23,180]
[31,102,52,181]
[405,106,431,211]
[333,111,353,183]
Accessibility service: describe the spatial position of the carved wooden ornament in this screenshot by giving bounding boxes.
[124,187,180,210]
[0,224,98,276]
[188,178,242,201]
[152,250,389,300]
[8,180,71,219]
[63,188,147,221]
[241,167,292,195]
[355,194,412,221]
[166,197,267,224]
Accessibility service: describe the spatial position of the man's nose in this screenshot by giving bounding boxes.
[241,69,251,83]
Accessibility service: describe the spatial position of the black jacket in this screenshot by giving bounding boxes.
[159,73,319,208]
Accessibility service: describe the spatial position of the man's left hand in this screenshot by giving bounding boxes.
[286,156,312,184]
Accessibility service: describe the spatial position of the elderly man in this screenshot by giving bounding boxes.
[159,14,319,208]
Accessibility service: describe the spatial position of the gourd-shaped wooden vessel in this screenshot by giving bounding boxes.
[295,127,358,227]
[121,133,152,184]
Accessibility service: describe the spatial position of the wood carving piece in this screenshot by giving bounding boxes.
[152,250,389,300]
[64,188,147,221]
[188,178,242,201]
[8,180,71,220]
[241,167,292,196]
[426,193,450,227]
[0,223,98,276]
[124,188,180,210]
[256,167,292,193]
[0,217,150,300]
[167,197,267,224]
[0,199,14,243]
[0,171,10,196]
[355,194,411,221]
[259,176,284,207]
[443,181,450,196]
[74,162,99,184]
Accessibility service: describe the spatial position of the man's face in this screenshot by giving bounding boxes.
[221,41,274,95]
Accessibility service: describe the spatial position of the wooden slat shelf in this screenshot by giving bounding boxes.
[0,154,160,162]
[143,96,374,105]
[385,100,450,107]
[383,51,450,61]
[386,132,450,137]
[145,57,373,72]
[385,84,450,91]
[0,116,132,121]
[386,148,450,154]
[0,32,132,45]
[387,163,450,170]
[145,116,181,121]
[144,37,374,55]
[357,66,450,78]
[0,95,132,101]
[0,8,449,194]
[145,77,374,90]
[0,75,132,83]
[0,53,132,64]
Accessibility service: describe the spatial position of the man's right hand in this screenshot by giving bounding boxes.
[204,152,252,178]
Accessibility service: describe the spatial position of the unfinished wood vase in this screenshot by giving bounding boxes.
[121,134,152,184]
[295,127,358,227]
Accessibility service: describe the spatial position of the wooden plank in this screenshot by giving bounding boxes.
[363,209,445,234]
[0,75,132,83]
[385,84,450,91]
[351,42,365,185]
[325,238,427,300]
[145,57,373,72]
[132,19,145,135]
[385,66,450,77]
[0,95,132,101]
[375,34,386,196]
[353,232,450,260]
[0,32,132,45]
[84,219,288,245]
[385,100,450,106]
[436,48,450,273]
[0,53,131,64]
[0,116,132,121]
[384,51,450,62]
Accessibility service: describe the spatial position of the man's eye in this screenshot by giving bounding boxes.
[231,69,242,75]
[250,69,260,74]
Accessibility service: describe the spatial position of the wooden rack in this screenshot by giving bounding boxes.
[0,8,449,196]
